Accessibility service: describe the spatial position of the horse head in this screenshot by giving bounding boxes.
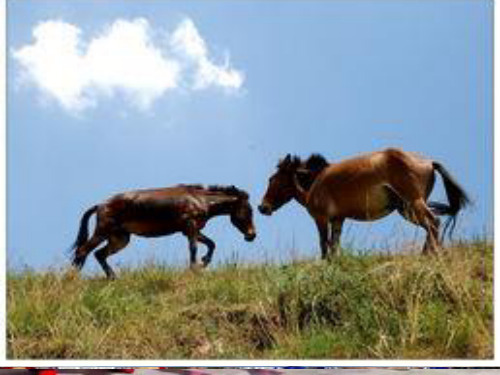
[228,188,256,241]
[259,153,329,215]
[258,154,303,215]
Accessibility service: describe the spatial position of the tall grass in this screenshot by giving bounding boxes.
[7,240,492,359]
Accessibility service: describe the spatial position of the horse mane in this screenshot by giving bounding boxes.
[305,153,329,172]
[178,184,249,199]
[178,184,205,190]
[277,153,329,173]
[208,185,249,199]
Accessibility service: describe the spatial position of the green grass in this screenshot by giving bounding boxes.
[7,240,493,359]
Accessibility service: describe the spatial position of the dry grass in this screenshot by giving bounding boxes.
[7,240,492,359]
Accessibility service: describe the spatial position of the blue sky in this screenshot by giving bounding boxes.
[7,0,493,273]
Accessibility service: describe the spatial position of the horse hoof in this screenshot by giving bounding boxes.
[190,262,204,272]
[201,256,211,267]
[63,268,80,281]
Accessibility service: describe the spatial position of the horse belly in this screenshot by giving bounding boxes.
[123,221,181,237]
[341,185,393,221]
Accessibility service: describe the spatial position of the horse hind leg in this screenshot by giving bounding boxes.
[94,232,130,279]
[385,161,440,254]
[73,233,105,270]
[397,198,440,254]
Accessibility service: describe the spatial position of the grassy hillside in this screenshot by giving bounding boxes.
[7,241,492,359]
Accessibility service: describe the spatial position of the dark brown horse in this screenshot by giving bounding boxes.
[71,184,256,278]
[259,148,469,258]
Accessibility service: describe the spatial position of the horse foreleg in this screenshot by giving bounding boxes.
[314,216,330,260]
[198,233,216,267]
[185,221,204,268]
[187,235,198,268]
[94,232,130,279]
[329,218,344,256]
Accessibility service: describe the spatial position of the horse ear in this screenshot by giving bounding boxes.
[278,154,292,169]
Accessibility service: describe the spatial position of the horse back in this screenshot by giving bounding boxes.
[307,148,433,219]
[112,186,208,216]
[316,148,431,185]
[99,186,210,236]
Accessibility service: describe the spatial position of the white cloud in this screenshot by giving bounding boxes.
[171,19,245,91]
[84,18,180,110]
[12,18,245,112]
[13,21,89,110]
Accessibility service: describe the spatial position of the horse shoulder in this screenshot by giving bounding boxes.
[306,170,340,217]
[185,194,210,215]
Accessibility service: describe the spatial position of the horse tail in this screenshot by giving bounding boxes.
[429,161,470,240]
[71,205,98,251]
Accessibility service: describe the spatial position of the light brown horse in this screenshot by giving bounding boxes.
[71,184,256,278]
[259,148,469,258]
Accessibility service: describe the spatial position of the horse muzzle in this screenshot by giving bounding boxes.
[258,203,273,216]
[245,231,256,241]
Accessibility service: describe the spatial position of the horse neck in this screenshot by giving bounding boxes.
[293,188,308,207]
[292,174,310,208]
[293,167,325,208]
[206,194,238,218]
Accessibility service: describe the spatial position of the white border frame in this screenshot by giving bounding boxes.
[1,0,496,366]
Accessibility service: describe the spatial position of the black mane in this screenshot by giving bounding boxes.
[179,184,204,190]
[208,185,249,199]
[305,153,329,172]
[277,153,329,173]
[177,184,249,199]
